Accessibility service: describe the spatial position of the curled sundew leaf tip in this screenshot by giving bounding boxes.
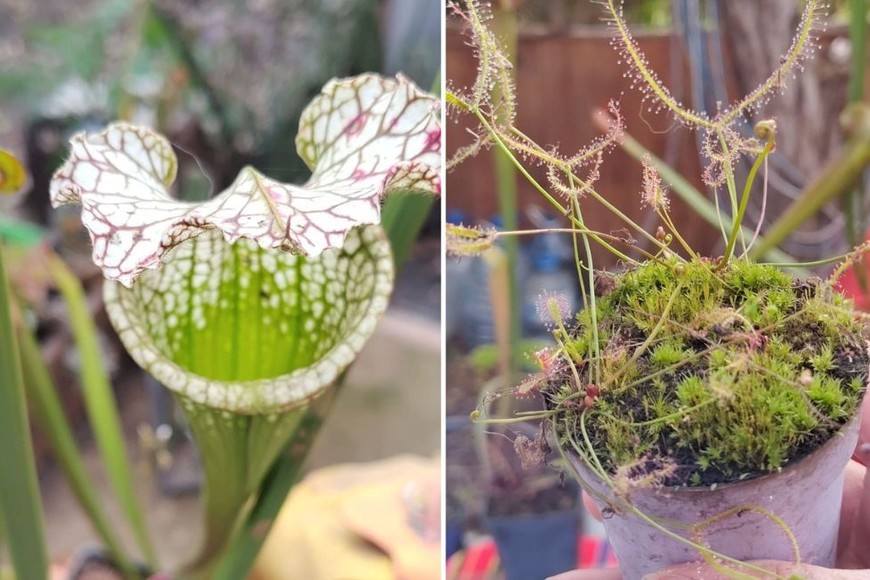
[50,73,441,287]
[446,222,497,257]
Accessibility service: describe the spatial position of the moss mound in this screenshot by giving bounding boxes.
[548,258,868,486]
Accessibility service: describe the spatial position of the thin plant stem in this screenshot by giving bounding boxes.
[717,130,746,254]
[608,282,683,386]
[569,180,602,386]
[658,209,698,261]
[579,411,608,481]
[721,140,774,268]
[745,156,770,256]
[571,222,590,316]
[564,168,673,258]
[472,412,556,425]
[498,228,657,261]
[713,186,729,245]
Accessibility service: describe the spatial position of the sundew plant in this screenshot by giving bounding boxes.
[448,1,868,577]
[50,73,440,578]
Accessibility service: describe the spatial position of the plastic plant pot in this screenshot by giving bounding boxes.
[484,419,581,580]
[66,547,152,580]
[489,509,579,580]
[445,520,463,559]
[566,412,862,579]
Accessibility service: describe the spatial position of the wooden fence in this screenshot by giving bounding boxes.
[445,23,863,267]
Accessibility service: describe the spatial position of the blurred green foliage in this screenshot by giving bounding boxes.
[517,0,672,28]
[514,0,858,28]
[0,0,381,190]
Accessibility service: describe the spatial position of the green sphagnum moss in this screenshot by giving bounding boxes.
[548,259,868,485]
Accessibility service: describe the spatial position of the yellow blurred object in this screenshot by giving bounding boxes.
[251,455,440,580]
[0,150,27,194]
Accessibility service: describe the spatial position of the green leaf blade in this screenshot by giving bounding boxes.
[17,323,137,578]
[47,255,157,568]
[0,249,48,580]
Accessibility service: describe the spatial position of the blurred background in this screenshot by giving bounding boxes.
[0,0,440,578]
[445,0,870,578]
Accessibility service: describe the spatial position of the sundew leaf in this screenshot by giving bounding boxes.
[50,74,440,287]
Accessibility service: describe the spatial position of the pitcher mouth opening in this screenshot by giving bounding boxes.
[104,225,393,414]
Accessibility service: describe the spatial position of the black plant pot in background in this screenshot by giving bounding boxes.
[445,519,464,560]
[445,488,466,559]
[484,421,581,580]
[488,505,579,580]
[67,547,152,580]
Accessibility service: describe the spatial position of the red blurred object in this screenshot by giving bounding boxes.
[446,534,618,579]
[835,252,870,311]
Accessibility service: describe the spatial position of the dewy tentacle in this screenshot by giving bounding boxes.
[50,74,440,287]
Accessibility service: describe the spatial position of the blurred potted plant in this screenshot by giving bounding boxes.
[445,400,581,580]
[448,0,870,577]
[449,2,583,575]
[452,240,581,579]
[484,420,580,580]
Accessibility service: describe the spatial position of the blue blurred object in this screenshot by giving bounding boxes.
[462,249,497,348]
[460,215,529,349]
[488,510,579,580]
[446,520,464,560]
[521,208,581,338]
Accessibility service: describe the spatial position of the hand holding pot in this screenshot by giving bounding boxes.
[550,396,870,580]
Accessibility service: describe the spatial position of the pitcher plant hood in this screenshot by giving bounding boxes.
[49,73,440,287]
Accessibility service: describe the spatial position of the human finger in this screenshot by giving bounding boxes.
[640,560,867,579]
[546,568,622,580]
[854,395,870,466]
[841,444,870,569]
[583,491,602,521]
[838,459,866,562]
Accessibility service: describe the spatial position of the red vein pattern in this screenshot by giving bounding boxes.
[50,74,440,287]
